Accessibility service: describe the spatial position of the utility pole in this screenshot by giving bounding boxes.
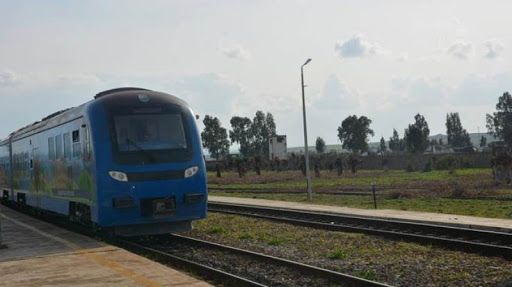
[301,58,312,201]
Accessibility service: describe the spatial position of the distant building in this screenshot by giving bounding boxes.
[269,135,287,160]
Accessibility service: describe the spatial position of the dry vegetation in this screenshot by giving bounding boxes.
[185,213,512,286]
[208,168,512,218]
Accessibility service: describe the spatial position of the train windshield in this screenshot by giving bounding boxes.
[114,114,187,151]
[108,105,192,165]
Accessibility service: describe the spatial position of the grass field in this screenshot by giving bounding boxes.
[185,213,512,286]
[208,168,494,190]
[208,168,512,219]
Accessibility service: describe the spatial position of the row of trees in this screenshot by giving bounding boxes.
[201,111,276,160]
[204,92,512,158]
[317,100,503,155]
[333,112,485,154]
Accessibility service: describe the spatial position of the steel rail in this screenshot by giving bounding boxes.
[142,234,392,287]
[116,237,266,287]
[208,202,512,259]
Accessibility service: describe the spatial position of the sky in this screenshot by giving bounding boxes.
[1,0,511,148]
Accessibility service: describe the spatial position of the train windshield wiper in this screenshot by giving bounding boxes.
[125,138,156,164]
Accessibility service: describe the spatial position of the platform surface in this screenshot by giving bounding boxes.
[209,195,512,233]
[0,206,212,287]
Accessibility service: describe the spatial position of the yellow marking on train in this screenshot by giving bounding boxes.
[1,213,162,287]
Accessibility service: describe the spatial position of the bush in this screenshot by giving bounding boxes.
[460,157,473,168]
[449,182,477,198]
[405,162,414,172]
[423,160,432,172]
[423,181,477,198]
[435,155,457,170]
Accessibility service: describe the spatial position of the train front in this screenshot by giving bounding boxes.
[87,88,207,236]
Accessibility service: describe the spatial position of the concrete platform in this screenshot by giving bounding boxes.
[209,195,512,233]
[0,206,212,287]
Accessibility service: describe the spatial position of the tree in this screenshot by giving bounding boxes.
[446,112,472,147]
[229,116,253,157]
[439,138,444,145]
[486,92,512,145]
[250,111,277,158]
[266,113,277,137]
[230,111,277,158]
[201,115,230,160]
[316,137,326,154]
[379,137,387,155]
[388,129,405,153]
[404,114,430,153]
[337,115,374,154]
[480,135,487,148]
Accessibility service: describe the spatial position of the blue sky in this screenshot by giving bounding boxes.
[1,0,511,147]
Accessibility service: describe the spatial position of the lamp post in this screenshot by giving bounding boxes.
[301,58,312,201]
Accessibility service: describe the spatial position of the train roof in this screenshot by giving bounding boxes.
[1,87,190,143]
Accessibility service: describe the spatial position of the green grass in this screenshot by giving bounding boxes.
[211,192,512,219]
[327,248,346,259]
[186,213,512,286]
[208,168,493,190]
[206,226,228,234]
[208,168,512,218]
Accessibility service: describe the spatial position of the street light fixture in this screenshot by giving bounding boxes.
[301,58,312,201]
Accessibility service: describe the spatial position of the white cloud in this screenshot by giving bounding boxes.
[397,54,409,62]
[452,72,512,105]
[169,73,243,116]
[0,71,18,86]
[391,77,448,105]
[447,40,473,60]
[335,33,382,58]
[220,44,251,60]
[314,74,359,111]
[57,74,103,86]
[484,40,504,59]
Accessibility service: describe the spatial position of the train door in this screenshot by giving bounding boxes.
[31,147,40,207]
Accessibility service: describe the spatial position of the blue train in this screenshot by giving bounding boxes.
[0,87,207,236]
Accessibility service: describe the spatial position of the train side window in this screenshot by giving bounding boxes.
[63,133,71,159]
[72,130,81,157]
[55,135,63,159]
[48,137,55,160]
[83,126,91,160]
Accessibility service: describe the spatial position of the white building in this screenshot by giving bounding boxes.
[269,135,287,160]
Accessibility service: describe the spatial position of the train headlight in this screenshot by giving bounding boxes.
[184,166,199,178]
[109,171,128,182]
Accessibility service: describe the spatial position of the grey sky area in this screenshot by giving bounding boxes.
[1,1,510,147]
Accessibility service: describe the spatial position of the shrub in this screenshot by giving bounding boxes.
[460,157,473,168]
[405,162,414,172]
[423,182,452,198]
[423,160,432,172]
[435,155,457,170]
[449,182,477,198]
[327,249,346,259]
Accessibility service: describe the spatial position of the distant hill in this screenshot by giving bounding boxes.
[288,133,497,154]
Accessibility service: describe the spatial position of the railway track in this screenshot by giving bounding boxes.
[208,202,512,259]
[118,234,391,287]
[2,203,390,286]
